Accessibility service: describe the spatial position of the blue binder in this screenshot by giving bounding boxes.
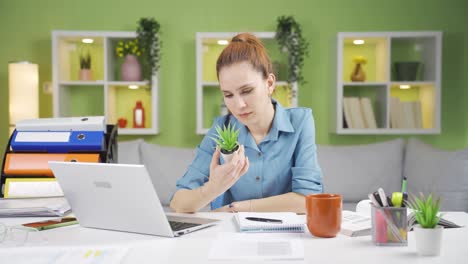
[10,130,105,153]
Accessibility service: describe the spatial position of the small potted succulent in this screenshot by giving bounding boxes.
[406,193,443,256]
[211,122,240,163]
[79,52,92,81]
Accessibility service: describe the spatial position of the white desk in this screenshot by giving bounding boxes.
[1,212,467,263]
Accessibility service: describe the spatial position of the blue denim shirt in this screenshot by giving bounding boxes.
[172,101,323,209]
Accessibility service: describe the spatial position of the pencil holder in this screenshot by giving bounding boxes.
[371,205,408,246]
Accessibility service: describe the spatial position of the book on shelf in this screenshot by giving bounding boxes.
[390,98,423,129]
[390,97,400,128]
[343,97,377,129]
[343,98,354,128]
[235,212,305,233]
[360,97,377,129]
[348,97,365,129]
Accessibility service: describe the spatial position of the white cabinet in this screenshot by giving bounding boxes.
[52,30,159,135]
[335,31,442,134]
[196,32,298,134]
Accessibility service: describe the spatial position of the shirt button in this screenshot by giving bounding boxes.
[257,152,262,157]
[256,176,261,181]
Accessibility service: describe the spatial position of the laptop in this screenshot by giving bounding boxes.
[48,162,220,237]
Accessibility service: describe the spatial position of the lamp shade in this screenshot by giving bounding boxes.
[9,61,39,131]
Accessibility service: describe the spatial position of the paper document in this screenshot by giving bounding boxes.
[208,232,304,260]
[0,197,71,217]
[1,246,129,264]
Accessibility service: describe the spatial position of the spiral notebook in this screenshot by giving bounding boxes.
[236,212,305,233]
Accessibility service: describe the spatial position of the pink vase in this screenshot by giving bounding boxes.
[121,54,142,81]
[79,69,93,81]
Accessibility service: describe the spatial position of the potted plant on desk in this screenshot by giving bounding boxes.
[211,122,240,163]
[406,193,443,256]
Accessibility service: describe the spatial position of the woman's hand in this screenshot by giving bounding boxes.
[207,145,249,195]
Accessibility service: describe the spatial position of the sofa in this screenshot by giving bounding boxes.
[118,138,468,212]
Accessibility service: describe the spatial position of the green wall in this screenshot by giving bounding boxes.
[1,0,467,150]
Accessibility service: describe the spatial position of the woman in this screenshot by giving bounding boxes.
[170,33,322,213]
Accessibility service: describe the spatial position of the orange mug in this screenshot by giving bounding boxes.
[306,194,342,238]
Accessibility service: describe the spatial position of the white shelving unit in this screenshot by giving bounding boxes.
[196,32,298,135]
[52,30,159,135]
[334,31,442,135]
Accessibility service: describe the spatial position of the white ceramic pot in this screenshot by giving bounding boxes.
[414,224,443,256]
[220,145,239,163]
[220,152,234,163]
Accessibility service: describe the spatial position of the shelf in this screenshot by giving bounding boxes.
[59,81,105,86]
[116,128,158,135]
[337,128,440,135]
[343,82,388,86]
[202,82,220,87]
[108,81,149,86]
[335,31,442,134]
[52,30,159,135]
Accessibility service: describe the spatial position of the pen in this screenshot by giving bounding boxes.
[378,188,389,207]
[245,217,283,223]
[401,177,407,193]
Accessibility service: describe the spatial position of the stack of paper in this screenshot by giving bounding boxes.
[0,197,71,217]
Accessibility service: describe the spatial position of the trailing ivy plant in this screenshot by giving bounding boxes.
[136,17,162,85]
[275,16,309,85]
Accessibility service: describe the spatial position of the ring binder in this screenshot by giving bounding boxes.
[0,121,118,198]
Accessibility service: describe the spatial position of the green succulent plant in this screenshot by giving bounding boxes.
[406,193,441,229]
[211,122,240,154]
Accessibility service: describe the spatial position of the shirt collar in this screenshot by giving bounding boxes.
[235,99,295,148]
[267,100,295,142]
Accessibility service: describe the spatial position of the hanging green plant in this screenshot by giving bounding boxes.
[136,17,162,85]
[275,16,309,85]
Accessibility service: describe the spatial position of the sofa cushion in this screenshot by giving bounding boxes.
[318,139,404,203]
[404,138,468,212]
[117,139,143,164]
[140,141,196,206]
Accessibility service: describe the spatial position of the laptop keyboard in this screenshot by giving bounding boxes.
[169,221,201,231]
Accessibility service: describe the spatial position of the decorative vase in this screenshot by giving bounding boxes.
[414,225,443,256]
[79,69,93,81]
[394,61,420,81]
[121,54,142,81]
[350,63,366,82]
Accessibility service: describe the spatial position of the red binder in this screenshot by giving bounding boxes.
[4,153,100,177]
